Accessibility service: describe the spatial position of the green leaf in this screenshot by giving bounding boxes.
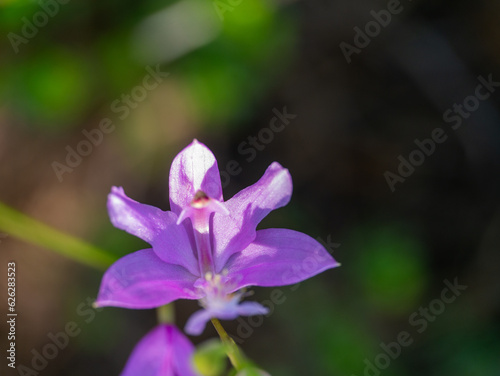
[0,201,116,270]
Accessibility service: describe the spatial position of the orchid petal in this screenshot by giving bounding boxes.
[96,249,201,309]
[169,140,223,215]
[184,309,213,336]
[225,228,339,289]
[107,187,198,275]
[185,301,268,336]
[236,301,270,317]
[212,162,292,272]
[171,325,201,376]
[121,324,199,376]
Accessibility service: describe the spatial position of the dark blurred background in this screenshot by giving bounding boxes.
[1,0,499,375]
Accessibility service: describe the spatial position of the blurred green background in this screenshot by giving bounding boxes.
[1,0,500,375]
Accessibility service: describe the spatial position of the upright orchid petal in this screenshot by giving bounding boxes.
[96,249,201,309]
[224,228,340,290]
[121,324,199,376]
[107,187,199,275]
[213,162,293,272]
[169,140,223,215]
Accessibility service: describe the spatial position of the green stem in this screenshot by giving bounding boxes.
[157,304,174,324]
[211,318,248,371]
[0,201,116,270]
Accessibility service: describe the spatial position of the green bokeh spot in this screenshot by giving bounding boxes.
[10,49,93,129]
[177,0,295,126]
[182,55,253,125]
[221,0,274,58]
[0,2,39,29]
[351,224,428,315]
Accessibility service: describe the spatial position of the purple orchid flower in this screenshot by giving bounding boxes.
[120,324,199,376]
[96,140,339,334]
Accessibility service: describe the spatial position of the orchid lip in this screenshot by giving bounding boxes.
[191,190,210,208]
[176,190,229,226]
[176,191,229,276]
